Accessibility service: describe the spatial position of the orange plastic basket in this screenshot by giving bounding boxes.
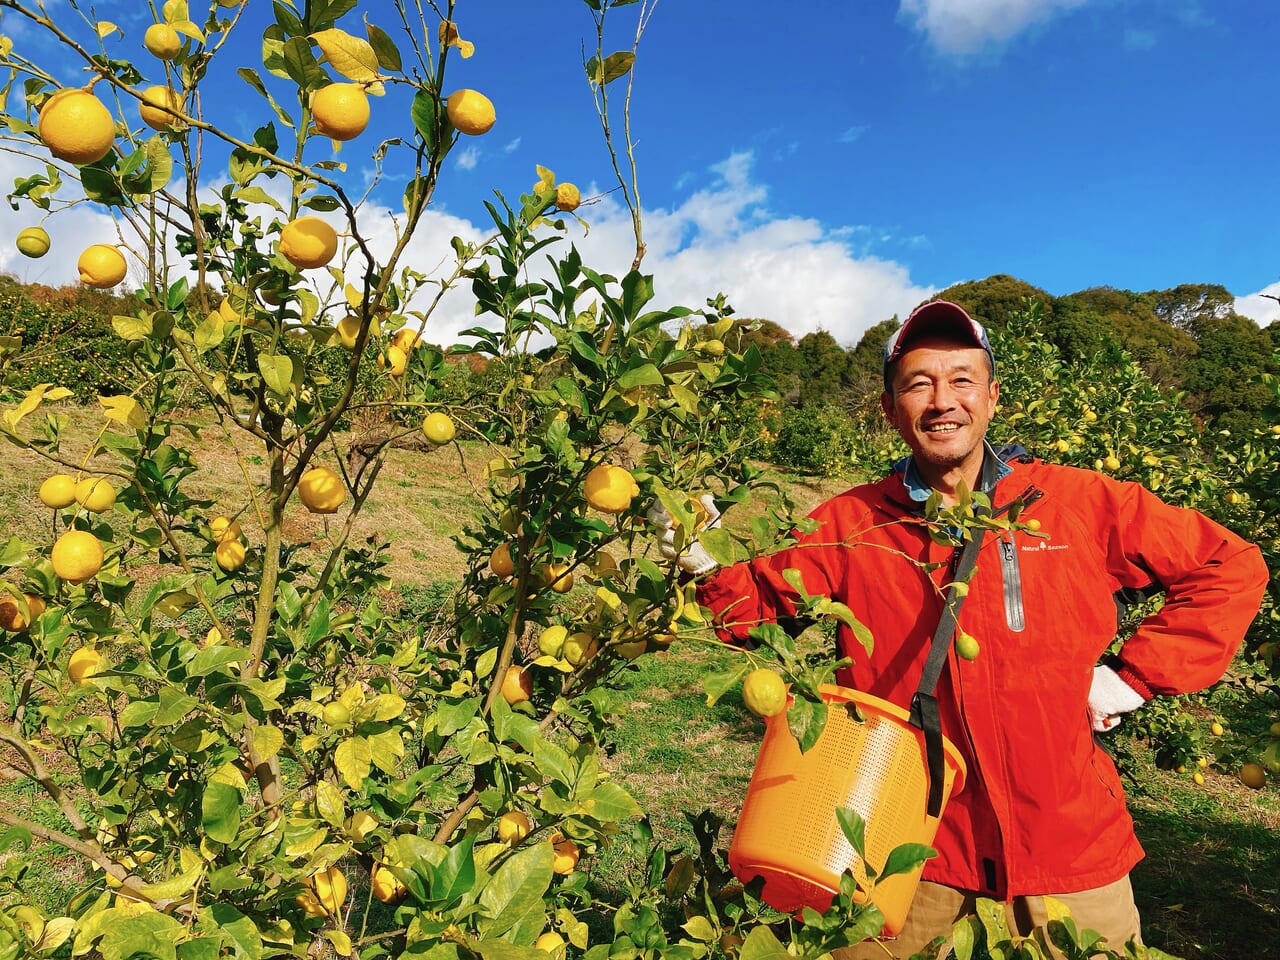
[728,685,966,935]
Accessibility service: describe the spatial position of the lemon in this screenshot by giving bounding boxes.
[215,539,246,572]
[1103,455,1122,472]
[38,89,115,164]
[422,412,456,445]
[742,668,787,718]
[370,863,407,904]
[16,226,51,258]
[75,477,117,513]
[500,665,532,704]
[489,543,515,578]
[562,632,597,668]
[52,529,104,583]
[445,89,496,135]
[68,646,103,683]
[544,562,574,594]
[322,701,351,727]
[1239,763,1266,789]
[380,344,408,376]
[346,810,378,841]
[1210,721,1225,736]
[143,23,182,60]
[0,593,45,632]
[536,932,567,959]
[312,83,370,141]
[583,465,639,514]
[298,467,345,514]
[39,474,78,508]
[955,630,980,661]
[497,810,532,844]
[77,244,128,288]
[209,515,242,542]
[391,328,421,352]
[554,183,581,212]
[551,837,579,875]
[279,217,338,269]
[537,625,568,658]
[217,297,244,325]
[139,85,184,130]
[335,315,362,348]
[305,866,347,916]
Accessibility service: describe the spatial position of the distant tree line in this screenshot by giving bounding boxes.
[738,273,1278,439]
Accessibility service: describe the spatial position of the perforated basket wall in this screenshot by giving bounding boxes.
[728,686,966,935]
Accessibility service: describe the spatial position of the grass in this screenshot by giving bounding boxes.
[2,403,1277,958]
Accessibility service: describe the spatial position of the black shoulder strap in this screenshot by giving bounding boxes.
[910,526,987,817]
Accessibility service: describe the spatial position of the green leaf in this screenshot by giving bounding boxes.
[365,21,402,72]
[787,697,828,754]
[202,781,242,843]
[879,842,936,881]
[738,925,788,960]
[477,841,554,937]
[835,807,866,862]
[251,724,284,761]
[310,28,380,81]
[92,909,184,960]
[334,736,372,789]
[282,35,327,88]
[315,781,345,827]
[701,664,747,707]
[258,354,293,396]
[154,687,200,726]
[616,362,663,390]
[951,915,981,960]
[430,833,476,903]
[193,309,225,353]
[578,780,642,822]
[112,314,153,341]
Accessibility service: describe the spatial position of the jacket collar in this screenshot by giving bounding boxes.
[891,440,1017,505]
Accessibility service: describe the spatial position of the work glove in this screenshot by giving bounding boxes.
[1088,664,1146,732]
[646,494,721,577]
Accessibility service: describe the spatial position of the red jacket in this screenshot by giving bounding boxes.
[698,452,1268,897]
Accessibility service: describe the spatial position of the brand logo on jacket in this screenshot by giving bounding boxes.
[1022,541,1070,552]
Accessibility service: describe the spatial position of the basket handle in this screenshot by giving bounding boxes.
[910,523,987,817]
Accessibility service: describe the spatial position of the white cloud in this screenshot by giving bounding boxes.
[0,148,930,349]
[1235,282,1280,328]
[898,0,1091,56]
[454,148,479,171]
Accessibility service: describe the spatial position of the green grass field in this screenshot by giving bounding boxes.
[2,403,1277,959]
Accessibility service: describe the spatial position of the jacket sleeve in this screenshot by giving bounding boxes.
[1100,477,1269,697]
[695,497,857,646]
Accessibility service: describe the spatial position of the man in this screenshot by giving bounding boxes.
[656,301,1269,958]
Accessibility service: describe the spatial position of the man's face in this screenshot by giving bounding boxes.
[881,338,999,478]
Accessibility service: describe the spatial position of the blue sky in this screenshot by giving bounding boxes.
[2,0,1278,346]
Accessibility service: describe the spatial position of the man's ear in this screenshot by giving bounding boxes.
[880,390,896,425]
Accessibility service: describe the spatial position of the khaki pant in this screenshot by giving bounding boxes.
[832,876,1142,960]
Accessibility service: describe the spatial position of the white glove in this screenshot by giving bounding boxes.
[646,494,721,576]
[1088,664,1146,732]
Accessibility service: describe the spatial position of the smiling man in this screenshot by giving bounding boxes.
[655,300,1269,958]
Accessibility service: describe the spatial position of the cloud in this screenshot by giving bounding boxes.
[1123,28,1158,51]
[838,125,868,144]
[898,0,1091,56]
[454,148,479,171]
[0,148,931,349]
[1235,282,1280,328]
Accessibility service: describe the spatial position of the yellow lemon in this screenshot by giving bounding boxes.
[75,477,117,513]
[537,625,568,658]
[143,23,183,60]
[489,543,515,578]
[68,646,102,683]
[139,85,184,130]
[497,810,532,844]
[298,467,345,514]
[279,217,338,270]
[0,593,45,633]
[38,474,78,508]
[742,668,787,718]
[1103,455,1122,472]
[209,515,242,542]
[562,632,597,668]
[322,701,351,727]
[551,837,579,875]
[370,863,407,904]
[306,866,348,916]
[214,539,246,572]
[335,315,362,348]
[347,810,378,841]
[955,630,980,661]
[554,183,581,212]
[380,344,408,376]
[1239,763,1266,789]
[700,339,725,357]
[1210,721,1225,736]
[445,89,495,135]
[16,226,51,258]
[582,464,639,514]
[38,89,115,165]
[311,82,370,141]
[500,665,532,705]
[77,244,128,288]
[390,328,421,352]
[543,562,574,594]
[52,530,104,583]
[535,932,566,959]
[422,412,456,445]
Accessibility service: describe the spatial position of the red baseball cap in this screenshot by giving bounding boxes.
[883,300,995,387]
